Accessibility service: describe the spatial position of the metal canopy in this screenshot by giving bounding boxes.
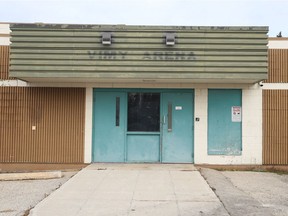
[9,23,268,84]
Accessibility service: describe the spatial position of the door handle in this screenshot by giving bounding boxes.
[168,103,172,132]
[163,115,166,124]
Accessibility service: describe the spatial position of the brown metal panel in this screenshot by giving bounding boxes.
[263,90,288,164]
[0,87,85,163]
[265,49,288,83]
[0,46,11,80]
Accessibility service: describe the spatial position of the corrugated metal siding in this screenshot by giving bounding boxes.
[0,46,11,80]
[9,24,268,83]
[0,87,85,163]
[263,90,288,165]
[265,49,288,83]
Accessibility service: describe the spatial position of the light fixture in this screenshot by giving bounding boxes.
[165,33,176,46]
[102,32,112,45]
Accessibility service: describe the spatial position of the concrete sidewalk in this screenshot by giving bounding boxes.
[30,164,228,216]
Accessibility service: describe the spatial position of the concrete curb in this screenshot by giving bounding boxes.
[0,171,62,181]
[196,165,288,173]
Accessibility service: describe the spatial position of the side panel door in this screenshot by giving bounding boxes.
[92,91,126,162]
[208,89,242,155]
[162,92,194,163]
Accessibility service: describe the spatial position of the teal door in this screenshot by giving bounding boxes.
[161,92,194,163]
[208,89,242,155]
[92,92,126,162]
[92,90,194,163]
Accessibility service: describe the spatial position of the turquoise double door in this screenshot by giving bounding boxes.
[92,89,194,163]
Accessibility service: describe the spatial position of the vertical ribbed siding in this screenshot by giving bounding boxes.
[263,90,288,164]
[0,46,11,80]
[0,87,85,163]
[266,49,288,83]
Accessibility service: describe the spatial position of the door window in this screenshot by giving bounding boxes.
[127,93,160,132]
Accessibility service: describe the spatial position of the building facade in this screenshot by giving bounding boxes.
[0,23,271,165]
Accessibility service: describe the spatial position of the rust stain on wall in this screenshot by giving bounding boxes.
[0,87,85,163]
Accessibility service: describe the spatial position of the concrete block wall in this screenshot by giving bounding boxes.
[0,23,10,45]
[241,86,262,164]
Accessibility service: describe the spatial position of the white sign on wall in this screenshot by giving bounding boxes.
[232,106,242,122]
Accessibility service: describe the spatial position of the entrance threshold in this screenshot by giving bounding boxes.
[88,163,197,171]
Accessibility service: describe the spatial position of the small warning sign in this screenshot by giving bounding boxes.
[232,106,242,122]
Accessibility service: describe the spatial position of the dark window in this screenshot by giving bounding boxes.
[128,93,160,132]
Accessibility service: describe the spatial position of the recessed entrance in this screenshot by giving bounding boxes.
[92,89,194,163]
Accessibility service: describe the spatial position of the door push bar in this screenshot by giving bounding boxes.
[162,103,172,132]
